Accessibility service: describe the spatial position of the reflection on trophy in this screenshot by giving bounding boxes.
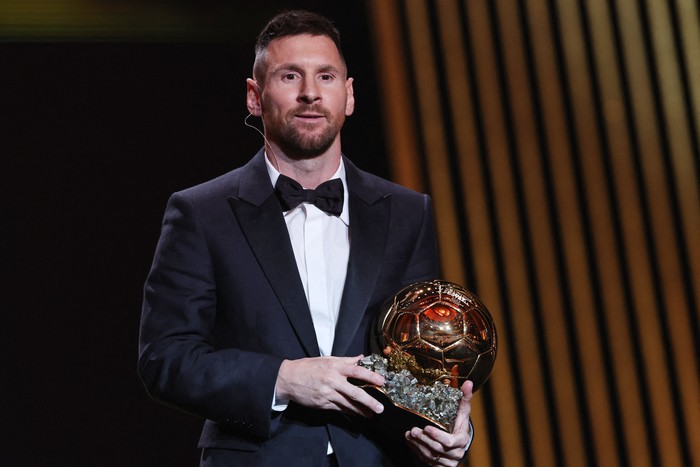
[358,280,497,432]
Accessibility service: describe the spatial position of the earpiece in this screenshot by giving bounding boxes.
[243,113,280,171]
[244,113,266,140]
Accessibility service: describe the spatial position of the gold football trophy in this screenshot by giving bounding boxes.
[358,280,497,432]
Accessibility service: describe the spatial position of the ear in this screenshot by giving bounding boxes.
[345,77,355,117]
[246,78,262,116]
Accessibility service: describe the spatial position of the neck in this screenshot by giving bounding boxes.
[266,139,342,189]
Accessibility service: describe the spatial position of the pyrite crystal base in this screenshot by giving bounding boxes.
[358,354,463,432]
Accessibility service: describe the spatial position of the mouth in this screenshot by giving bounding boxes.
[293,106,327,123]
[294,113,326,122]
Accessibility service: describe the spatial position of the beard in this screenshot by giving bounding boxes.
[263,104,345,160]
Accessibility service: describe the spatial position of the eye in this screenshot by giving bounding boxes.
[319,73,335,81]
[281,72,299,82]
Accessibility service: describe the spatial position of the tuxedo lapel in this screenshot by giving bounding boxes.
[227,152,320,357]
[332,159,391,357]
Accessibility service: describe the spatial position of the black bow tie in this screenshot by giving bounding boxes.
[275,174,344,216]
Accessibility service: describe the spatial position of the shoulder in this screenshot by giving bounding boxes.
[174,168,243,201]
[171,150,268,205]
[344,157,430,205]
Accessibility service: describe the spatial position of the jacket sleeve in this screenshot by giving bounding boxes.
[137,192,283,439]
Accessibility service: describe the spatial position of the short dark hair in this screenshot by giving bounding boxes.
[253,10,345,81]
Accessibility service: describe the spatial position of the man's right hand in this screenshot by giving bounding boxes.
[275,355,385,418]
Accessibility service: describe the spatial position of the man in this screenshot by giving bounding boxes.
[138,10,473,466]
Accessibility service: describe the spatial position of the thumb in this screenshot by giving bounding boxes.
[451,380,473,433]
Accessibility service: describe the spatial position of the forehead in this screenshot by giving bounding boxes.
[264,34,346,74]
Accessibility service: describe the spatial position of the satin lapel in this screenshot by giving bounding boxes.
[332,162,391,357]
[227,153,320,357]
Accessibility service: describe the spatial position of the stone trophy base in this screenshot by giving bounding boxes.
[356,354,463,433]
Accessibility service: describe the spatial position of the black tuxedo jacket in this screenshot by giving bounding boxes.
[138,150,440,466]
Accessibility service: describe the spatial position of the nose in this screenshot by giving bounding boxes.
[298,78,320,104]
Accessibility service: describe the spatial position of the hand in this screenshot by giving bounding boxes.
[405,380,474,466]
[275,355,386,418]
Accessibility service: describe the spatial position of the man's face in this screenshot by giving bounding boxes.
[253,34,354,159]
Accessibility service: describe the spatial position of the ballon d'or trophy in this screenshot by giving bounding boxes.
[357,280,497,433]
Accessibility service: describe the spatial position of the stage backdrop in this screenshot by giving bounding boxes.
[368,1,699,467]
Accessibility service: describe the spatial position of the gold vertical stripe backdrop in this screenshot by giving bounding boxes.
[366,0,425,193]
[431,2,521,466]
[455,2,559,466]
[430,3,494,465]
[575,2,654,466]
[368,1,700,466]
[402,0,467,286]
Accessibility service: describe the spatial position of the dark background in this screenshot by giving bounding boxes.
[3,3,387,465]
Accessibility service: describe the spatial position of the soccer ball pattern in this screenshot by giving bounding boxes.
[377,280,497,391]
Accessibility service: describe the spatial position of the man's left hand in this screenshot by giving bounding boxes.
[405,380,473,466]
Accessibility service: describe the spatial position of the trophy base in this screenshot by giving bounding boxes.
[357,354,463,432]
[362,385,449,433]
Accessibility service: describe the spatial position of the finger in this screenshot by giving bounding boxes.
[405,431,438,463]
[338,379,385,415]
[409,427,450,453]
[423,380,472,446]
[345,361,385,386]
[450,380,473,434]
[331,393,381,418]
[344,394,382,418]
[328,395,377,419]
[345,354,365,364]
[409,425,468,461]
[405,431,457,466]
[421,426,468,452]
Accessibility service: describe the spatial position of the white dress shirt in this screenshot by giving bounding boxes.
[265,155,350,357]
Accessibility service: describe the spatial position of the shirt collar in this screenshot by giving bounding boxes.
[265,152,350,225]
